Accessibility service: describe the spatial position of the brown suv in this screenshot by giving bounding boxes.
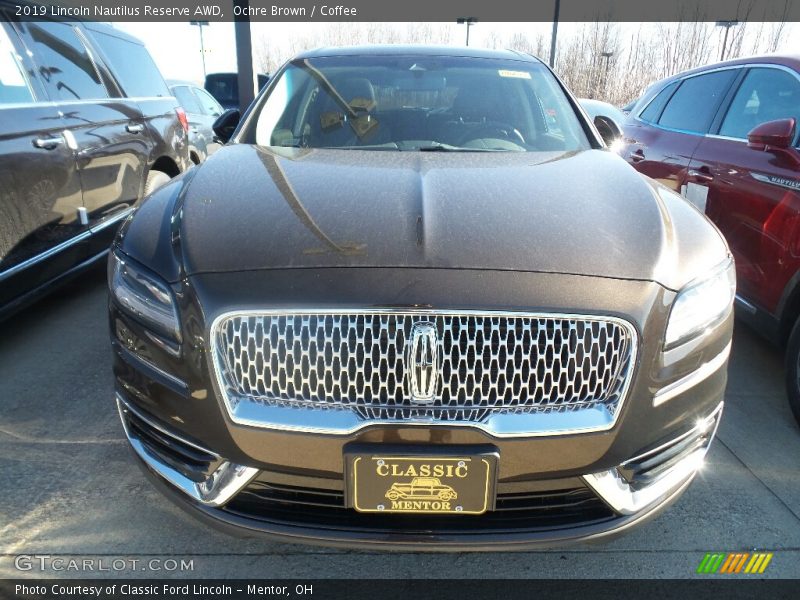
[109,46,734,550]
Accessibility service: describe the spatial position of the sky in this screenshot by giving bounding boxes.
[115,22,565,83]
[114,21,799,86]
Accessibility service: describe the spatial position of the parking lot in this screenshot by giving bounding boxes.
[1,264,799,579]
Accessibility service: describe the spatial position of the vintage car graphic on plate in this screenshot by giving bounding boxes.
[385,477,458,501]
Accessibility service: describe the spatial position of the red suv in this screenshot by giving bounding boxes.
[619,55,800,426]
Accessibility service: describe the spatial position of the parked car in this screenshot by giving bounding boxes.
[621,97,638,114]
[0,10,189,318]
[617,55,800,426]
[204,71,269,111]
[579,98,626,143]
[169,81,224,165]
[110,46,733,549]
[580,98,627,128]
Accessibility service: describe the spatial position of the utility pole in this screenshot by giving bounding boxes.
[600,51,613,99]
[233,0,255,114]
[190,21,210,79]
[457,17,477,46]
[716,20,739,61]
[549,0,560,68]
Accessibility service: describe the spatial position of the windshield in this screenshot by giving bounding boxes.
[244,55,591,152]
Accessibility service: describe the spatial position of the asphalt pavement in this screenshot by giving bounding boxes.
[1,264,799,579]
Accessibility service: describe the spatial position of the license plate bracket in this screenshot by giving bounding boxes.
[345,446,498,515]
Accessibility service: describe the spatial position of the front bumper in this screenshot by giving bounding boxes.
[111,267,731,549]
[116,391,723,550]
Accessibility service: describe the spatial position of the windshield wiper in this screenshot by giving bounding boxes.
[416,143,500,152]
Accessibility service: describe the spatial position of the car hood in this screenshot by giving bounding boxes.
[172,144,727,290]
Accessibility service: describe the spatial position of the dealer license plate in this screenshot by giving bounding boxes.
[347,452,497,515]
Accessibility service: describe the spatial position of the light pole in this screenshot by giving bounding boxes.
[549,0,560,68]
[600,51,613,99]
[457,17,477,46]
[715,20,739,61]
[190,20,210,79]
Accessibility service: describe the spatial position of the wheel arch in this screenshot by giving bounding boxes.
[149,155,181,178]
[776,269,800,346]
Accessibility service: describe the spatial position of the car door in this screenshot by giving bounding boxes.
[191,86,224,157]
[0,20,87,309]
[688,65,800,315]
[86,25,186,193]
[622,70,738,192]
[16,20,151,230]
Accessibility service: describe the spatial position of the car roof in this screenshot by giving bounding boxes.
[81,22,144,46]
[578,98,628,120]
[167,80,202,88]
[205,72,269,79]
[631,54,800,114]
[654,54,800,89]
[292,44,541,63]
[578,98,616,109]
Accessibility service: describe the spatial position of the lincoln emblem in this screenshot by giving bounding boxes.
[406,321,439,404]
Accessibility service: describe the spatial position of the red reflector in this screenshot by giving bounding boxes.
[176,107,189,133]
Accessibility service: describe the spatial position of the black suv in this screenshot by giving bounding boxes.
[0,11,190,317]
[204,72,269,111]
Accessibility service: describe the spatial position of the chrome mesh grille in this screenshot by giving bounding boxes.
[212,311,636,423]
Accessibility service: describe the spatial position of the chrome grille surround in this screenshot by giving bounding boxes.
[209,309,638,437]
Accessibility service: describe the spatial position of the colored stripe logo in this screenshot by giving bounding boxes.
[697,552,773,574]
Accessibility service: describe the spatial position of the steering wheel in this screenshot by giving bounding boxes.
[457,121,526,146]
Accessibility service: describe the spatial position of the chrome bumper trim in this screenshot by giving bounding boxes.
[653,342,731,407]
[116,394,257,507]
[221,399,621,438]
[583,402,722,515]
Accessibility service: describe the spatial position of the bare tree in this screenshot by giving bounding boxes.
[553,22,620,100]
[483,29,504,49]
[251,15,793,108]
[405,22,451,45]
[507,30,548,59]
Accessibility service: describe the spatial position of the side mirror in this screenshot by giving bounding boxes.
[212,109,241,144]
[747,118,795,150]
[594,115,622,147]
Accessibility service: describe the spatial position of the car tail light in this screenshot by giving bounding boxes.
[176,107,189,133]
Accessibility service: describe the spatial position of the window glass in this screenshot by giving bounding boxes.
[0,26,34,103]
[26,22,107,101]
[639,81,677,123]
[251,56,590,152]
[192,86,223,117]
[658,70,736,133]
[172,85,202,114]
[719,68,800,141]
[90,31,169,98]
[205,73,238,105]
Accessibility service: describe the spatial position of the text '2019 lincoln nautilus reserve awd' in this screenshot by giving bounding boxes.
[109,46,735,550]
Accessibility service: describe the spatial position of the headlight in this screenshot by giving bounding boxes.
[664,258,735,349]
[109,251,181,342]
